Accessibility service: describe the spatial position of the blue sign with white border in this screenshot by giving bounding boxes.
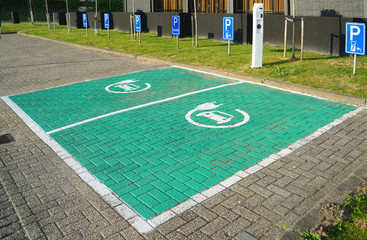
[82,13,87,28]
[223,17,234,41]
[135,15,141,32]
[172,16,180,35]
[345,22,366,55]
[104,13,109,29]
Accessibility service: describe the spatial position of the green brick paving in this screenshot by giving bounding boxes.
[9,67,357,220]
[47,75,356,220]
[9,67,235,132]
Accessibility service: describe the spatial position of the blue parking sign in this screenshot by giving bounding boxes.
[104,13,109,29]
[223,17,234,41]
[345,22,366,55]
[82,13,87,28]
[135,15,141,32]
[172,16,180,35]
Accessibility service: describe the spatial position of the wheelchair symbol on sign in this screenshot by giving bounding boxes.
[185,102,250,128]
[105,80,151,93]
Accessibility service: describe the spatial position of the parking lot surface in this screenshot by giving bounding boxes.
[1,34,367,240]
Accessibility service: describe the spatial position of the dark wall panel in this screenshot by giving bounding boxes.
[86,12,102,30]
[70,12,83,28]
[264,16,367,55]
[196,13,249,44]
[52,12,66,25]
[113,12,132,32]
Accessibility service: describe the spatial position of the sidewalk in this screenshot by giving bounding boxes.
[1,33,366,240]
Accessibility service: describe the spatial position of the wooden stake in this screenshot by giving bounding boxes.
[191,15,194,46]
[300,18,304,60]
[284,19,288,57]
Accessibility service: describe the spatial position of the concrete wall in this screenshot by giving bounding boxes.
[288,0,367,18]
[126,0,153,12]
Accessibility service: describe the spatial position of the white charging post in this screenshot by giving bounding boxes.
[251,3,264,68]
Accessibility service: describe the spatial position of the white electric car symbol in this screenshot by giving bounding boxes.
[196,111,234,124]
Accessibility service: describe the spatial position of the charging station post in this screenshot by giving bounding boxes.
[251,3,264,68]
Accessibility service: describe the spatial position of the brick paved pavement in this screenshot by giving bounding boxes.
[1,33,367,239]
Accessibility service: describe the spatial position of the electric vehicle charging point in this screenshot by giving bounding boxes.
[251,3,264,68]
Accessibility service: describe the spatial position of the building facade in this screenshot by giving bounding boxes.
[126,0,367,18]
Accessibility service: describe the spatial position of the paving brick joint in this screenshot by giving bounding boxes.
[1,33,367,240]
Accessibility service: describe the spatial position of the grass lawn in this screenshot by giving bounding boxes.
[2,23,367,98]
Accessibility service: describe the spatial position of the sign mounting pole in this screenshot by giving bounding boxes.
[135,15,141,45]
[83,13,88,37]
[172,15,180,49]
[345,22,366,75]
[104,13,110,40]
[228,40,230,56]
[223,17,234,57]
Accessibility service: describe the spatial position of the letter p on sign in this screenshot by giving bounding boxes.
[350,26,360,40]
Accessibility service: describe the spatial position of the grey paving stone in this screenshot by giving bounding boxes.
[266,185,291,198]
[156,216,186,235]
[188,230,212,240]
[179,210,198,222]
[236,231,258,240]
[200,217,229,236]
[211,230,232,240]
[192,205,217,222]
[223,217,251,237]
[246,218,272,239]
[212,205,239,222]
[0,182,27,239]
[248,184,273,198]
[165,231,187,240]
[177,217,207,236]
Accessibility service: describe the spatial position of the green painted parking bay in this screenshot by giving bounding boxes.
[9,67,236,132]
[47,74,356,220]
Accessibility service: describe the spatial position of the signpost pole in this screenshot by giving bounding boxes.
[130,15,133,40]
[353,54,357,75]
[228,40,230,56]
[177,35,179,49]
[83,13,88,37]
